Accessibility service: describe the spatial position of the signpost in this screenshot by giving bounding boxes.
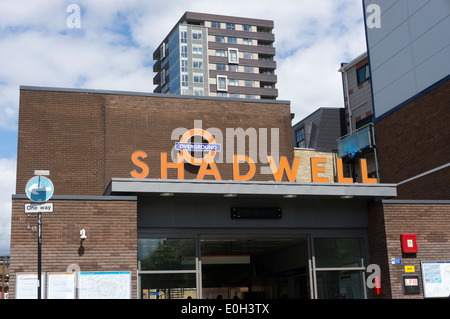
[25,173,54,299]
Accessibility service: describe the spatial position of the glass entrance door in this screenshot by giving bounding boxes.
[200,234,310,299]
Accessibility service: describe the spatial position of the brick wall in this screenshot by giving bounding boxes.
[374,79,450,199]
[368,201,450,299]
[16,88,294,196]
[8,197,137,299]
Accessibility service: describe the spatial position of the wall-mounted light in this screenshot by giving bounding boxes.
[80,229,87,241]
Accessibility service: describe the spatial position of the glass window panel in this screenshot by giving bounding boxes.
[138,238,196,271]
[316,271,365,299]
[140,273,197,299]
[314,238,364,268]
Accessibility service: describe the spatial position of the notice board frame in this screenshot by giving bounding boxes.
[421,260,450,298]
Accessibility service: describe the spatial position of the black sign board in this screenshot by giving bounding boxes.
[231,207,281,219]
[402,274,420,295]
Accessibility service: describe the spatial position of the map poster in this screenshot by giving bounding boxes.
[78,271,131,299]
[421,261,450,298]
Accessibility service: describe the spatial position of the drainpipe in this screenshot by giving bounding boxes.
[339,64,353,133]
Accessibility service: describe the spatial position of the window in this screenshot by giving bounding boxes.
[228,48,239,64]
[227,37,237,44]
[215,36,225,43]
[228,79,239,86]
[181,45,188,58]
[181,60,188,72]
[228,65,238,72]
[357,64,370,85]
[160,43,166,59]
[296,128,305,148]
[182,74,189,87]
[217,92,227,97]
[216,64,226,71]
[193,73,203,83]
[180,30,187,43]
[243,24,252,32]
[193,59,203,69]
[192,30,202,40]
[161,69,166,85]
[217,75,227,91]
[244,66,254,73]
[243,38,252,45]
[216,50,226,57]
[245,80,254,87]
[243,52,253,59]
[211,21,220,28]
[192,45,202,55]
[226,23,235,30]
[193,87,204,96]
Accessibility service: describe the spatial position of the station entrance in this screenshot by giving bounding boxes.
[138,232,368,299]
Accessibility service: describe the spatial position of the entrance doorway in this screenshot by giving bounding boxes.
[200,234,309,299]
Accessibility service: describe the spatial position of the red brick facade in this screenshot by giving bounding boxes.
[8,197,137,299]
[374,79,450,200]
[368,201,450,299]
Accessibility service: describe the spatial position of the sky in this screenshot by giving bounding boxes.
[0,0,367,254]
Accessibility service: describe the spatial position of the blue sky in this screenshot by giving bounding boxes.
[0,0,367,254]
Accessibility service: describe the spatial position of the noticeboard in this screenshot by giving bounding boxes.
[16,273,45,299]
[47,273,76,299]
[421,261,450,298]
[78,271,131,299]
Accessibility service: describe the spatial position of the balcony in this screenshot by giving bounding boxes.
[337,124,375,159]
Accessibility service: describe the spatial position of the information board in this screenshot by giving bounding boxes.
[421,261,450,298]
[78,271,131,299]
[47,273,76,299]
[16,273,45,299]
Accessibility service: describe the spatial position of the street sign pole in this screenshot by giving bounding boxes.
[25,173,53,300]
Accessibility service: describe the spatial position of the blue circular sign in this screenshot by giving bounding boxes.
[25,176,54,203]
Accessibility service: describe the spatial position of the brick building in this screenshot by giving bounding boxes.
[8,86,396,299]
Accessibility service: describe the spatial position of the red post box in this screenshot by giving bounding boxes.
[401,234,418,253]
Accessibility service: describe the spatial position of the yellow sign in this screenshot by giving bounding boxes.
[405,266,415,272]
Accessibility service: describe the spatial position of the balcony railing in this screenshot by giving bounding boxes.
[337,123,375,159]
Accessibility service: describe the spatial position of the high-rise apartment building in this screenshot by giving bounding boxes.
[153,12,278,100]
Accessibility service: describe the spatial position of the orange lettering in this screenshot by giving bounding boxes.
[311,157,329,183]
[161,153,184,179]
[130,151,149,179]
[337,158,353,183]
[360,158,377,184]
[267,156,300,182]
[197,154,222,180]
[233,155,256,181]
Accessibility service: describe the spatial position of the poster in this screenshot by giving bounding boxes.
[16,273,45,299]
[422,261,450,298]
[47,273,76,299]
[78,271,131,299]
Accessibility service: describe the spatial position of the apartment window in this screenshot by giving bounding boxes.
[193,59,203,69]
[160,43,166,59]
[216,64,226,71]
[228,65,238,72]
[244,66,254,73]
[217,75,228,91]
[217,92,227,97]
[192,44,203,55]
[243,24,252,32]
[243,38,252,45]
[227,37,237,44]
[245,80,254,87]
[229,93,239,98]
[182,74,189,87]
[226,23,235,30]
[181,45,188,58]
[193,87,204,96]
[229,79,239,86]
[161,69,166,85]
[215,36,225,43]
[296,128,305,148]
[181,60,188,72]
[192,30,202,40]
[180,30,187,43]
[211,21,221,28]
[243,52,253,59]
[357,64,370,85]
[193,73,204,83]
[228,48,239,64]
[216,50,226,57]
